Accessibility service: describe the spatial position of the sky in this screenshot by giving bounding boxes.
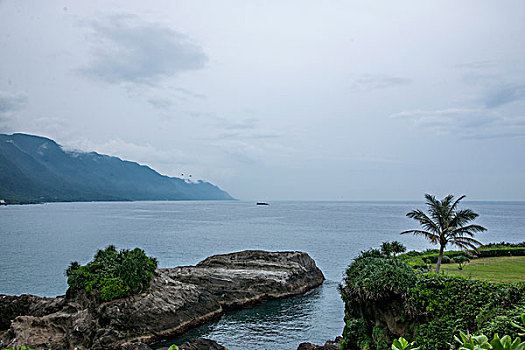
[0,1,524,201]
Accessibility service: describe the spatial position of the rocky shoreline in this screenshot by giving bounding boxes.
[0,250,325,350]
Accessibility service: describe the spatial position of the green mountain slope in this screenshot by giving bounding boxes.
[0,133,233,203]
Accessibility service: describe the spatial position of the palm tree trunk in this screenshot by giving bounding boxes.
[435,244,445,273]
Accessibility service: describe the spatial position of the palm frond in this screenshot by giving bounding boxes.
[406,209,439,233]
[451,209,479,227]
[401,229,440,243]
[451,224,487,236]
[447,194,466,217]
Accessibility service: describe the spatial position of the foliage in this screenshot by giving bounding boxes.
[2,346,34,350]
[401,194,486,273]
[340,254,525,350]
[381,241,407,258]
[340,257,418,302]
[454,331,525,350]
[391,241,407,257]
[66,245,157,302]
[392,337,419,350]
[511,314,525,337]
[401,247,525,269]
[455,331,492,349]
[381,242,394,257]
[453,255,471,270]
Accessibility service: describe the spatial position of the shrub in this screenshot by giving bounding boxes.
[340,257,418,302]
[340,256,524,350]
[453,255,470,270]
[66,245,157,302]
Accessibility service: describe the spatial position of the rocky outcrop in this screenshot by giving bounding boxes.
[0,250,324,350]
[297,337,341,350]
[121,338,227,350]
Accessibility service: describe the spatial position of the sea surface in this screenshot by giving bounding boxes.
[1,201,524,349]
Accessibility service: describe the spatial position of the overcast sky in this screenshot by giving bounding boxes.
[1,1,524,200]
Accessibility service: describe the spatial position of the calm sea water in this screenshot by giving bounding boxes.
[1,201,524,349]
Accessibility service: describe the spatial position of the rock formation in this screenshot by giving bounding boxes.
[0,250,324,350]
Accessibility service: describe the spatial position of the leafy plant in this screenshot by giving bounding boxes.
[511,314,525,337]
[454,331,491,349]
[453,255,471,270]
[392,337,419,350]
[66,245,157,302]
[490,334,524,350]
[391,241,407,257]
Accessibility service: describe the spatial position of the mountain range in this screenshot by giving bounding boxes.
[0,133,233,204]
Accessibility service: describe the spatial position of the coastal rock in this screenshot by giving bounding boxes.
[0,250,324,350]
[297,337,341,350]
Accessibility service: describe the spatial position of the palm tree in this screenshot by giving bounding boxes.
[390,241,406,257]
[401,194,487,273]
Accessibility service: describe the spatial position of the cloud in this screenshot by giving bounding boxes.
[349,74,411,92]
[484,83,525,108]
[212,117,283,140]
[0,90,27,114]
[147,97,174,110]
[0,91,27,132]
[391,108,525,139]
[80,14,208,86]
[454,60,496,70]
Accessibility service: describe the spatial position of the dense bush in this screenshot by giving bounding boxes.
[340,256,418,302]
[66,245,158,302]
[339,255,525,350]
[402,244,525,266]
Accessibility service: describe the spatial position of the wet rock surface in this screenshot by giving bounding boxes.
[0,250,324,350]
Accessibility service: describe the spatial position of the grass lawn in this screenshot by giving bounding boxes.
[437,256,525,283]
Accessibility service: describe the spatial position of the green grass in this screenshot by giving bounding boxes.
[438,256,525,283]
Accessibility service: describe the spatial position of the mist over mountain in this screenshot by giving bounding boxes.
[0,133,234,204]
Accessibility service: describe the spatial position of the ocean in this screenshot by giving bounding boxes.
[1,200,524,349]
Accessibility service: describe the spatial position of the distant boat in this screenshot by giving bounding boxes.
[256,202,269,206]
[0,199,6,206]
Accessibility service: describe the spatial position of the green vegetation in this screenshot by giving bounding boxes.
[339,250,525,350]
[439,256,525,283]
[401,194,486,273]
[392,325,525,350]
[453,255,471,270]
[2,346,34,350]
[66,245,157,302]
[392,337,419,350]
[381,241,407,258]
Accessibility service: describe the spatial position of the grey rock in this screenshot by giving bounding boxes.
[0,250,324,350]
[297,337,341,350]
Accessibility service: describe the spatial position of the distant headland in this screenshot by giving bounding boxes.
[0,133,234,204]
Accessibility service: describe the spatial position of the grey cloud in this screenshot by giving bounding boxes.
[0,91,27,114]
[80,14,207,85]
[219,117,258,130]
[0,91,27,131]
[216,131,281,140]
[484,84,525,108]
[147,97,173,110]
[174,88,206,99]
[391,108,525,139]
[212,117,282,140]
[349,74,411,92]
[454,60,496,70]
